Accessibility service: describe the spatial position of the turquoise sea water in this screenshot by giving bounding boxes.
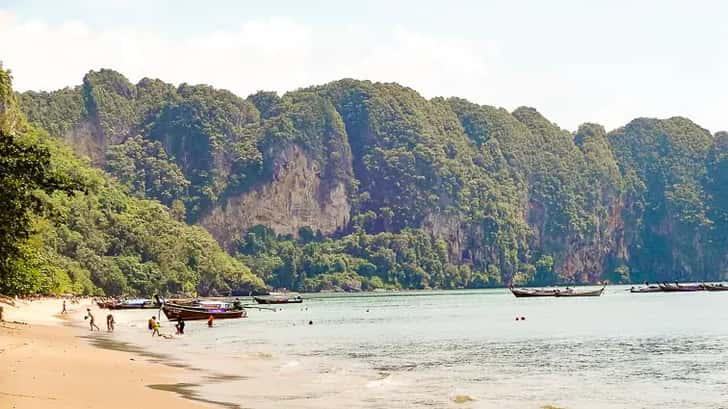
[99,286,728,408]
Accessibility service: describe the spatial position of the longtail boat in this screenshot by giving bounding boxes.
[658,283,704,292]
[107,298,161,310]
[630,284,663,293]
[254,295,303,304]
[160,300,246,321]
[510,284,606,298]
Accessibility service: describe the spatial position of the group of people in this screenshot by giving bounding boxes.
[82,304,206,337]
[83,307,193,337]
[84,308,114,332]
[147,316,186,336]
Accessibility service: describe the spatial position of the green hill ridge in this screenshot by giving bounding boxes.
[6,67,727,294]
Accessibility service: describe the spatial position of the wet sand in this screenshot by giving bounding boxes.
[0,299,208,409]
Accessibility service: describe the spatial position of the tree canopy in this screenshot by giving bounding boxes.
[2,66,264,296]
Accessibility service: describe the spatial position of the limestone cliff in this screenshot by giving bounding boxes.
[200,143,351,250]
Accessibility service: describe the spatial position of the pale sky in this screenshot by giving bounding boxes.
[1,0,726,133]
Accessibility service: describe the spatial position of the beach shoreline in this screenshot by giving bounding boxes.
[0,298,210,409]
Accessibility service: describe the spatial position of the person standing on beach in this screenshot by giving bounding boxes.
[62,300,67,314]
[148,316,155,331]
[176,318,185,335]
[86,308,100,331]
[106,314,115,332]
[207,315,214,328]
[152,318,161,337]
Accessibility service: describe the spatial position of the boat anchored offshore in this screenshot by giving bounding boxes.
[630,281,728,293]
[629,283,663,293]
[254,294,303,304]
[510,284,606,298]
[658,282,704,292]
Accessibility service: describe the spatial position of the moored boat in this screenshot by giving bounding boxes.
[160,299,246,320]
[161,304,246,320]
[254,295,303,304]
[509,284,606,298]
[630,284,663,293]
[96,299,116,308]
[703,283,728,291]
[658,283,704,292]
[107,298,161,310]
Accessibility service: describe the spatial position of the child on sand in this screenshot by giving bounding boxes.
[152,319,161,337]
[207,315,214,328]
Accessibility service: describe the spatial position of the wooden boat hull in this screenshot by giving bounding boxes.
[254,296,303,304]
[161,305,246,320]
[704,284,728,291]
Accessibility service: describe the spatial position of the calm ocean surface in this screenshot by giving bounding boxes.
[100,286,728,409]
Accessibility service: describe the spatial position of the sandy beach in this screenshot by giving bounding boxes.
[0,299,207,409]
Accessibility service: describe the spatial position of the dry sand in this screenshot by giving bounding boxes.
[0,299,207,409]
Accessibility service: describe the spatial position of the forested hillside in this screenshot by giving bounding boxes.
[15,68,728,292]
[1,65,263,296]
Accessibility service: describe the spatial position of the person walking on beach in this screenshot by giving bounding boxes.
[86,308,100,331]
[176,318,185,335]
[148,316,155,331]
[207,315,214,328]
[62,300,67,314]
[106,314,115,332]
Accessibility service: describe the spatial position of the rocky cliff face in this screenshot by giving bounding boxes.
[200,143,351,250]
[17,69,728,284]
[608,117,717,281]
